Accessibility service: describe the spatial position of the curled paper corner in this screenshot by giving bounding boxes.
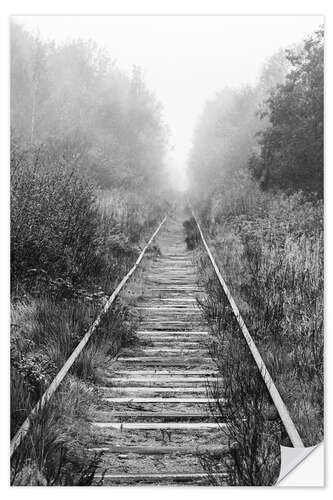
[276,442,324,485]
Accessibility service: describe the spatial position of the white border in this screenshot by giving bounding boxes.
[278,443,325,486]
[1,1,331,498]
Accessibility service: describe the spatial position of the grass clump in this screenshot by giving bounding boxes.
[11,378,102,486]
[183,217,200,250]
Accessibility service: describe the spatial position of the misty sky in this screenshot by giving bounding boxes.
[16,15,323,189]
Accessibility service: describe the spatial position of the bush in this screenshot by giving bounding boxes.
[11,142,101,287]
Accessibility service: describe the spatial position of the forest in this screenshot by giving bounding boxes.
[10,20,323,486]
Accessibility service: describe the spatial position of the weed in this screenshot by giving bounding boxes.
[183,217,201,250]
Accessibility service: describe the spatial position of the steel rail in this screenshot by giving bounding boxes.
[191,208,304,448]
[10,215,167,458]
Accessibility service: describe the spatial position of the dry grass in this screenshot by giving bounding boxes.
[10,146,166,482]
[195,262,281,485]
[11,377,102,486]
[187,178,323,483]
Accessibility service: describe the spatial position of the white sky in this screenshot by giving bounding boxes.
[15,15,322,189]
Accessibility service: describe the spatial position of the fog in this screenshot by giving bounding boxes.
[15,15,322,190]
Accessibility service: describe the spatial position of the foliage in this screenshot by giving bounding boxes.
[11,140,166,291]
[11,143,98,286]
[250,28,323,195]
[10,293,137,435]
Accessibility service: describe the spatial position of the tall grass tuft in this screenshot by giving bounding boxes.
[11,378,102,486]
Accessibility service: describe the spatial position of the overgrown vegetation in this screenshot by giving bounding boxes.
[11,379,102,486]
[188,26,324,485]
[186,181,323,484]
[10,21,168,484]
[197,182,323,444]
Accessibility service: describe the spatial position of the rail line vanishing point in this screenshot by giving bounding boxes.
[11,206,304,486]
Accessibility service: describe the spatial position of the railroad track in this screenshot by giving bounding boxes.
[89,214,225,485]
[11,206,304,486]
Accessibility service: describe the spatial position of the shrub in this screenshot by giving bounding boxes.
[11,142,101,287]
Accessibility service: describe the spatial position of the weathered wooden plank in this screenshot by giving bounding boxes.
[93,472,228,482]
[104,378,216,388]
[142,305,200,309]
[92,422,224,429]
[108,376,216,383]
[120,348,209,355]
[102,398,219,403]
[135,341,208,347]
[100,387,209,393]
[89,445,231,456]
[136,330,209,335]
[116,357,213,363]
[93,412,217,422]
[106,370,217,376]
